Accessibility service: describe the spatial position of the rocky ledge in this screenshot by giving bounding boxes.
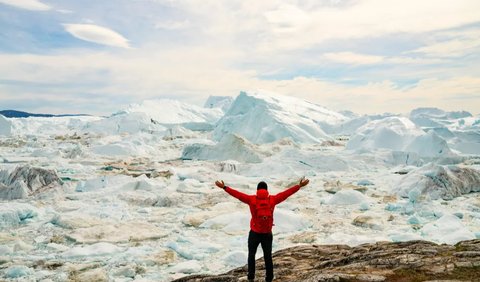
[174,239,480,282]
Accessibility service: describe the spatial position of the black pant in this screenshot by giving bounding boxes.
[248,230,273,282]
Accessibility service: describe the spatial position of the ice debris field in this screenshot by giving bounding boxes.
[1,90,480,281]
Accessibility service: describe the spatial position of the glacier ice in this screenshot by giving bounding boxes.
[420,214,476,244]
[0,165,63,200]
[203,95,234,112]
[213,90,346,144]
[0,115,12,136]
[62,242,122,258]
[5,265,33,278]
[1,97,479,281]
[395,164,480,200]
[182,134,262,163]
[0,203,38,229]
[326,190,371,205]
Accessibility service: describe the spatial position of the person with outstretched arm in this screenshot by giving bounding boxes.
[215,177,310,282]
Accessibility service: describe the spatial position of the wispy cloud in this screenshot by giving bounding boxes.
[257,0,480,50]
[0,0,479,115]
[411,29,480,58]
[0,0,50,11]
[155,20,190,30]
[323,52,384,65]
[63,24,130,48]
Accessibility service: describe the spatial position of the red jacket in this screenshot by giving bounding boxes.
[224,184,301,233]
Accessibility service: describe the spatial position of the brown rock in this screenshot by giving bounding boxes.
[174,240,480,282]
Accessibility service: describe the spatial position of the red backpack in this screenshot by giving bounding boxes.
[254,196,274,233]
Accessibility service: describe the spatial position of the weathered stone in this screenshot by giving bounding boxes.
[174,239,480,282]
[352,215,384,230]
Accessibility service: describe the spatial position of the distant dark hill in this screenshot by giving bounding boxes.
[0,110,90,118]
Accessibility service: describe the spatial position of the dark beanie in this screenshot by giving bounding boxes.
[257,181,268,190]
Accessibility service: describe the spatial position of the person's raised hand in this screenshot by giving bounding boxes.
[299,177,309,187]
[215,180,225,189]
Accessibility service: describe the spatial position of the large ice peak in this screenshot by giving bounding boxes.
[212,91,347,144]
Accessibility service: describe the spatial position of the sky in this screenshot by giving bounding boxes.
[0,0,479,115]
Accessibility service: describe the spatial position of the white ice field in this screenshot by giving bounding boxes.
[1,90,479,281]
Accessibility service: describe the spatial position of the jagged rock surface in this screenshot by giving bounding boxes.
[174,240,480,282]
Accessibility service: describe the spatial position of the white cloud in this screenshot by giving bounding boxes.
[0,0,50,10]
[259,0,480,50]
[264,4,311,33]
[155,20,190,30]
[0,50,479,115]
[411,29,480,58]
[63,24,131,48]
[323,52,384,65]
[164,0,480,54]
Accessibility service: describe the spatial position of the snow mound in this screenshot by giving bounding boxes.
[405,130,453,157]
[212,91,347,144]
[0,166,63,200]
[222,251,247,267]
[347,117,424,151]
[63,242,122,258]
[420,214,475,244]
[170,260,202,274]
[203,96,234,112]
[242,148,349,177]
[410,107,472,128]
[76,176,108,192]
[10,116,100,136]
[0,203,38,229]
[182,134,262,163]
[0,114,12,136]
[326,190,371,205]
[450,130,480,154]
[332,114,393,135]
[90,133,160,157]
[347,116,453,157]
[84,112,166,135]
[5,265,34,278]
[200,211,250,233]
[126,99,224,130]
[395,164,480,200]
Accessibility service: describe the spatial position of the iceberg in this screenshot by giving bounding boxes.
[347,116,453,158]
[213,91,346,144]
[126,99,223,131]
[420,214,475,244]
[347,116,424,151]
[181,134,263,163]
[84,112,166,135]
[62,242,122,258]
[395,164,480,200]
[0,165,63,200]
[0,203,38,230]
[326,190,371,205]
[0,115,12,136]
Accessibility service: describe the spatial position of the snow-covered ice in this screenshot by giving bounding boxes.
[0,93,479,281]
[213,90,347,144]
